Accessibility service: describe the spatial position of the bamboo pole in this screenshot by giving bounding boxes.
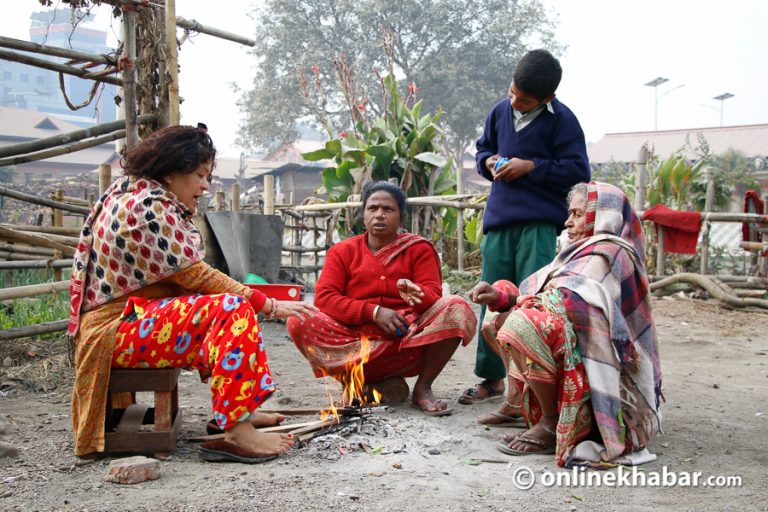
[456,149,465,273]
[231,183,240,212]
[214,191,225,211]
[14,230,79,247]
[99,164,112,195]
[0,227,75,257]
[53,190,64,281]
[52,195,90,208]
[634,145,648,212]
[0,251,58,261]
[655,226,665,276]
[0,280,69,301]
[0,115,154,159]
[263,175,275,215]
[636,211,768,224]
[0,320,69,341]
[0,259,72,270]
[0,48,122,87]
[1,224,80,236]
[0,242,56,257]
[0,36,116,66]
[0,186,89,215]
[700,171,716,275]
[175,17,256,46]
[0,131,126,168]
[165,0,180,125]
[122,10,140,150]
[290,197,486,212]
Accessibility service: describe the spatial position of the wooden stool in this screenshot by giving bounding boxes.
[104,368,183,454]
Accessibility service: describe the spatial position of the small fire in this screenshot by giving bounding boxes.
[321,335,381,420]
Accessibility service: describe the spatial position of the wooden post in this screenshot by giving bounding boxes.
[635,145,648,212]
[52,189,64,280]
[456,151,465,272]
[99,164,112,195]
[231,183,240,212]
[214,191,225,211]
[700,170,716,274]
[656,225,665,277]
[156,5,170,128]
[165,0,180,125]
[292,215,301,270]
[121,10,139,149]
[263,175,275,215]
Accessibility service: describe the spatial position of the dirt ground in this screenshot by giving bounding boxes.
[0,295,767,512]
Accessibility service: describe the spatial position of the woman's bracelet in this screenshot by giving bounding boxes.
[265,297,278,320]
[373,305,380,321]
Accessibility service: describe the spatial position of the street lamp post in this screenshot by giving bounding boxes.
[644,77,668,131]
[713,92,734,127]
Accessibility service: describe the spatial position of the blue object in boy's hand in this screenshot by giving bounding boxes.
[493,157,510,172]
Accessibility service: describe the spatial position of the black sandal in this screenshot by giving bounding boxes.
[458,380,504,405]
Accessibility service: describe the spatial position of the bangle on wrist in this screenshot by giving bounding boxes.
[373,305,380,321]
[265,297,278,320]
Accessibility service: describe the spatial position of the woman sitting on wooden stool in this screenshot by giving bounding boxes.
[69,125,317,463]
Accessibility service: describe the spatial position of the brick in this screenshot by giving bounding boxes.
[104,456,161,485]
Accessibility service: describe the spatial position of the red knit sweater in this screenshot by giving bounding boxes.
[315,233,442,326]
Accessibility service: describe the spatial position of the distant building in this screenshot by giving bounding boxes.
[588,124,768,190]
[0,106,117,184]
[0,8,117,127]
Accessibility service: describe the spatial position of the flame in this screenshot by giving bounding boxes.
[320,335,381,421]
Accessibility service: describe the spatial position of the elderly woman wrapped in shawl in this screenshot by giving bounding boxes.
[288,181,477,416]
[69,125,317,463]
[469,181,662,466]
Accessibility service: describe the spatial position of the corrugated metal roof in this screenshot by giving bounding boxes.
[588,124,768,164]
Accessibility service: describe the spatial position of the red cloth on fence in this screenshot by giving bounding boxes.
[742,190,767,256]
[642,204,702,254]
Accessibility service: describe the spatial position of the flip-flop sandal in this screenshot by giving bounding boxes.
[411,399,453,417]
[199,440,278,464]
[458,381,504,405]
[496,434,556,456]
[478,411,526,428]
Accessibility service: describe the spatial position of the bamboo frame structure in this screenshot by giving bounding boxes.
[0,115,155,159]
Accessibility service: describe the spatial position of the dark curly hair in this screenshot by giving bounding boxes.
[359,181,407,223]
[122,125,217,182]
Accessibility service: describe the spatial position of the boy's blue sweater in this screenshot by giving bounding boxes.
[475,97,590,233]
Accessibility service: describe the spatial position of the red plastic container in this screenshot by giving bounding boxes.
[245,283,302,301]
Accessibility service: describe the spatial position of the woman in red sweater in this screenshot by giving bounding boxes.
[287,181,477,416]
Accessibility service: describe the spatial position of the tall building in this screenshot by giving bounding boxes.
[0,8,117,127]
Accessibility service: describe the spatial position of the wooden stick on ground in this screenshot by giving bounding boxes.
[186,419,330,443]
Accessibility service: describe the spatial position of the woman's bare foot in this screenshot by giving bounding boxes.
[249,411,285,428]
[225,421,294,456]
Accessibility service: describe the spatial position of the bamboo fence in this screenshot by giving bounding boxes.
[0,5,766,342]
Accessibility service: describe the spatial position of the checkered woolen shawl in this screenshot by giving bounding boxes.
[521,182,662,461]
[68,176,205,337]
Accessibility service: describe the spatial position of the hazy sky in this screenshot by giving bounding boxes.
[3,0,768,157]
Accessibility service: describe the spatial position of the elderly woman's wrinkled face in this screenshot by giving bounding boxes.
[363,190,401,239]
[564,192,587,243]
[162,160,212,214]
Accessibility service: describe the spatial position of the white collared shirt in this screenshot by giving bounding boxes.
[512,101,554,132]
